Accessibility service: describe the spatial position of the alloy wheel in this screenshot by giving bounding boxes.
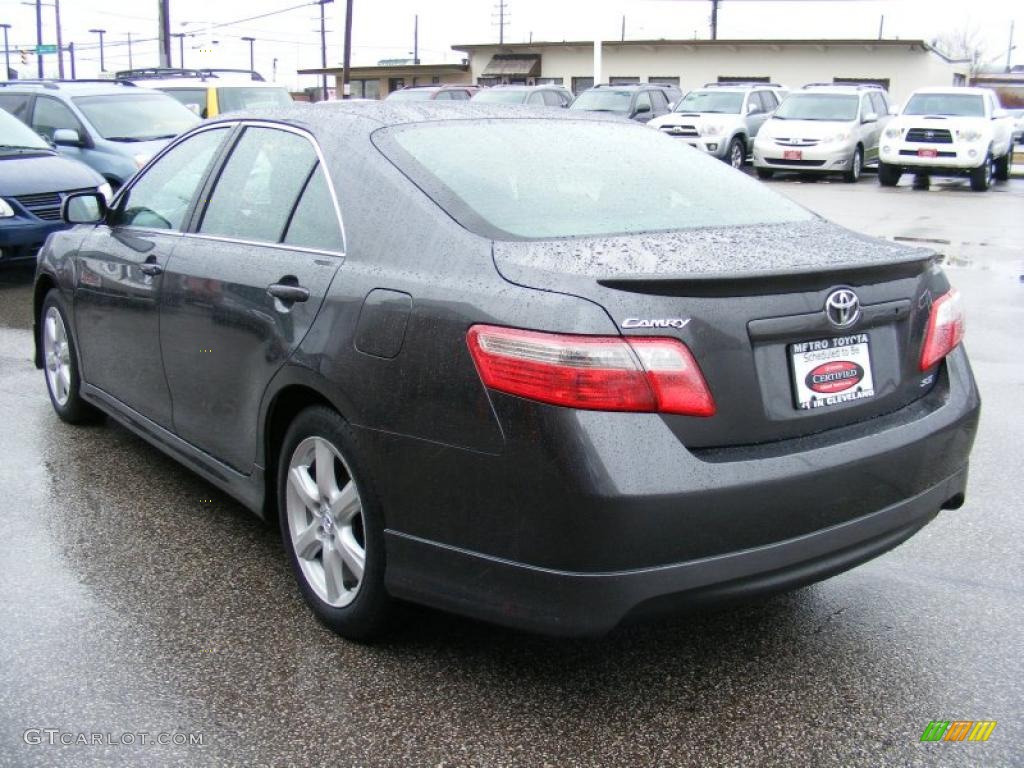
[285,436,366,608]
[43,306,72,406]
[729,140,744,169]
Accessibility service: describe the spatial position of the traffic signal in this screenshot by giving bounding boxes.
[20,49,30,66]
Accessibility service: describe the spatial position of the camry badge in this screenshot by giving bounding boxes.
[621,318,690,330]
[824,288,861,329]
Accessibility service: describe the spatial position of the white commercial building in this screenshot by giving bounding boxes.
[453,39,966,103]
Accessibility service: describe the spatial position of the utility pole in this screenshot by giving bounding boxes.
[89,28,106,71]
[0,24,10,80]
[54,0,63,78]
[1007,19,1015,72]
[172,32,185,68]
[127,32,133,69]
[710,0,719,41]
[158,0,170,67]
[318,0,332,100]
[241,36,255,73]
[35,0,43,76]
[877,14,884,40]
[341,0,352,98]
[68,40,74,78]
[413,14,418,65]
[621,15,625,42]
[493,0,509,45]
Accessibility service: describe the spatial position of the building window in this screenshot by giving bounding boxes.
[648,76,680,87]
[535,77,564,85]
[833,77,891,90]
[432,76,440,84]
[388,77,405,93]
[717,75,770,83]
[572,76,594,95]
[478,76,500,87]
[350,79,381,99]
[609,76,640,84]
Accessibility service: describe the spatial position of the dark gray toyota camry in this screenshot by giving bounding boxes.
[33,103,979,639]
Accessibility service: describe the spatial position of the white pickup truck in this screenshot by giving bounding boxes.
[878,86,1014,191]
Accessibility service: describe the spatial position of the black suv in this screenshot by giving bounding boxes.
[569,84,673,122]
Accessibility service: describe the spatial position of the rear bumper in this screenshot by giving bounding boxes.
[386,467,967,636]
[374,347,980,635]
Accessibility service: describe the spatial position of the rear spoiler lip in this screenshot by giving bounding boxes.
[596,252,938,297]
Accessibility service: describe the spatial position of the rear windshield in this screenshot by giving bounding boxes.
[379,119,812,240]
[675,91,744,114]
[903,93,985,117]
[472,89,528,104]
[569,90,632,113]
[216,86,293,113]
[775,94,859,121]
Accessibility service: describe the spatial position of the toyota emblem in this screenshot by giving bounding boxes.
[825,288,861,328]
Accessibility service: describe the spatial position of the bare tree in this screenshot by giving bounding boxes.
[932,23,989,77]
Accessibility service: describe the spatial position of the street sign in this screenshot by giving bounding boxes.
[35,44,58,54]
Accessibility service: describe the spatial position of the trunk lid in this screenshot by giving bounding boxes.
[493,219,945,448]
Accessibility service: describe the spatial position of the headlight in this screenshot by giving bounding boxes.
[133,153,152,169]
[957,129,982,142]
[97,182,113,203]
[0,199,14,218]
[884,126,902,139]
[700,123,724,137]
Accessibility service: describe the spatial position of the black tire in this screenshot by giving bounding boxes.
[726,136,745,170]
[969,154,993,192]
[756,167,774,180]
[843,146,863,183]
[277,405,392,641]
[878,162,901,187]
[40,290,100,424]
[994,152,1010,181]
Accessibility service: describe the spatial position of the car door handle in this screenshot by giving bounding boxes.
[267,283,310,303]
[139,260,163,276]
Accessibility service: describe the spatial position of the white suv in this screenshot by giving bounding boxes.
[753,84,893,183]
[878,87,1014,192]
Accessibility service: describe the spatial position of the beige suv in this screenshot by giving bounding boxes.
[753,84,894,182]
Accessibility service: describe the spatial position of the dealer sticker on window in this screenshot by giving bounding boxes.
[790,334,875,410]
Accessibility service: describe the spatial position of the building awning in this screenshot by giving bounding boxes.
[481,54,541,77]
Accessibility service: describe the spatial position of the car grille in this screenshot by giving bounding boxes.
[661,125,699,138]
[773,138,821,147]
[764,158,827,167]
[905,128,953,144]
[13,188,93,221]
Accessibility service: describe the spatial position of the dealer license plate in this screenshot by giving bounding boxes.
[783,150,803,161]
[790,334,876,410]
[917,148,939,158]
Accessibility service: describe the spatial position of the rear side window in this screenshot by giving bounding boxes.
[120,127,229,230]
[0,93,33,122]
[869,92,888,116]
[380,119,813,240]
[541,90,563,107]
[283,165,344,252]
[200,126,318,243]
[650,90,668,112]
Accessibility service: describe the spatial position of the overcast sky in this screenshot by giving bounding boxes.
[0,0,1018,89]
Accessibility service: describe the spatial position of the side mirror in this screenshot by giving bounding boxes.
[52,128,83,147]
[888,104,900,116]
[633,103,652,116]
[862,112,878,123]
[61,191,107,224]
[992,108,1008,119]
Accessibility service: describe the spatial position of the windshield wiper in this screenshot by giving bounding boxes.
[0,144,48,150]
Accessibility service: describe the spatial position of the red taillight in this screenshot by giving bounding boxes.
[919,288,965,371]
[466,325,716,417]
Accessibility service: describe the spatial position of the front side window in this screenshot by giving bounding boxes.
[199,127,318,243]
[32,97,84,141]
[774,94,859,121]
[903,93,985,117]
[380,119,813,240]
[634,91,653,114]
[674,91,744,114]
[73,93,199,141]
[119,127,229,230]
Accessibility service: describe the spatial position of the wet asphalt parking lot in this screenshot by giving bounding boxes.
[1,171,1022,768]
